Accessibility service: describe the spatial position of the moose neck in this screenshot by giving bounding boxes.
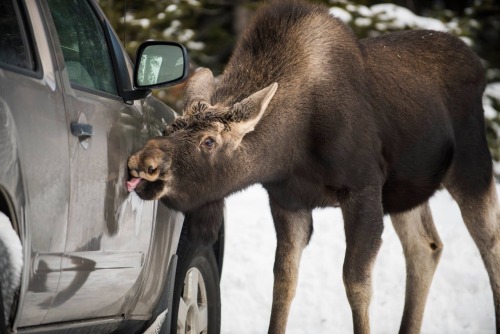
[218,115,293,200]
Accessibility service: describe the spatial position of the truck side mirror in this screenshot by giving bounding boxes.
[134,41,189,89]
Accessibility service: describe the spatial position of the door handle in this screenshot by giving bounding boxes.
[70,122,93,138]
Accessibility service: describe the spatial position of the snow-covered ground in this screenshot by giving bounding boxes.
[221,184,497,334]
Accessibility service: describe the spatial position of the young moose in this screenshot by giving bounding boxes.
[127,0,500,332]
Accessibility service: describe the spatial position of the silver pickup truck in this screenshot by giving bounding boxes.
[0,1,224,333]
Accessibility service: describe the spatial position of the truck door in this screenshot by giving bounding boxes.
[41,0,157,323]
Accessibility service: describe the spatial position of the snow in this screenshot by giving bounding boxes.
[484,103,498,120]
[0,211,23,282]
[130,18,151,29]
[143,309,167,334]
[178,29,195,43]
[370,4,448,31]
[486,82,500,101]
[329,3,451,32]
[484,83,500,135]
[186,41,205,51]
[221,184,497,333]
[0,212,23,321]
[329,8,352,23]
[166,4,177,13]
[354,17,372,27]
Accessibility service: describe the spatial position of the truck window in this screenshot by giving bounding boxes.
[47,0,117,95]
[0,0,35,70]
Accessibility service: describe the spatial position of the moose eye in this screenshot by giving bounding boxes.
[203,137,215,148]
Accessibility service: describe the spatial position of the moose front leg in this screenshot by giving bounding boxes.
[341,186,384,334]
[268,199,313,334]
[184,199,225,244]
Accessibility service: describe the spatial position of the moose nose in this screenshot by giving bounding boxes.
[147,165,157,175]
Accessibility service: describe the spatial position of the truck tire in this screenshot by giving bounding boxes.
[170,232,221,334]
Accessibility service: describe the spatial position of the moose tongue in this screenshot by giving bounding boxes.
[127,177,142,192]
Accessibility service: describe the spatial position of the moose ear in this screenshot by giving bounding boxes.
[231,82,278,137]
[183,68,215,114]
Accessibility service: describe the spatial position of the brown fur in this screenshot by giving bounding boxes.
[128,1,500,332]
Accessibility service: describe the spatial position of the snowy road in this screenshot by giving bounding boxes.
[221,185,496,334]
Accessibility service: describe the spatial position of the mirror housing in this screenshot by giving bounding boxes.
[123,41,189,101]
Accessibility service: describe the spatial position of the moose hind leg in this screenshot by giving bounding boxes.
[390,201,443,334]
[445,174,500,329]
[268,200,313,334]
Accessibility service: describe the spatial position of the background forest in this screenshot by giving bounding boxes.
[98,0,500,172]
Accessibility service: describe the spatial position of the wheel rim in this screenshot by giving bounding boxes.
[177,267,208,334]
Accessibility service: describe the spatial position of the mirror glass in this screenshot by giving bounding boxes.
[136,44,185,87]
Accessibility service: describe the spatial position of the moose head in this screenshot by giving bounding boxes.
[127,68,278,211]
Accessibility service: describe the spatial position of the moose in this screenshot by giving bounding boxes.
[127,0,500,332]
